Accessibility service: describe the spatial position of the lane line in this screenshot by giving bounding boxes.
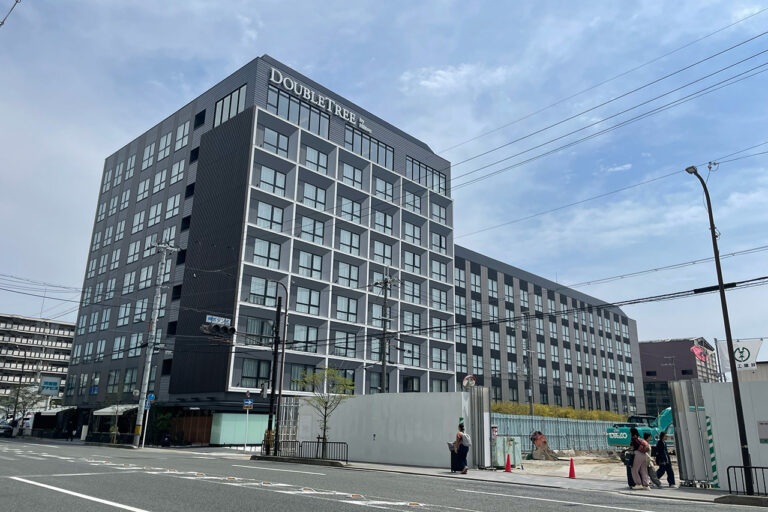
[5,471,140,478]
[0,455,16,460]
[231,464,325,476]
[10,477,152,511]
[457,489,655,512]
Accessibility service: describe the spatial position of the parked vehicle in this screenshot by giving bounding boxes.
[606,407,674,451]
[0,420,13,437]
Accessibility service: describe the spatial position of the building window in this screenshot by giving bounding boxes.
[344,125,393,169]
[333,331,356,357]
[431,232,447,254]
[242,359,271,388]
[249,277,277,306]
[296,287,320,315]
[114,162,123,186]
[127,241,141,264]
[293,325,318,353]
[431,203,447,224]
[302,183,325,209]
[134,298,148,322]
[112,336,126,359]
[120,190,131,211]
[403,251,421,274]
[170,160,185,184]
[152,170,166,195]
[299,217,324,244]
[336,296,357,322]
[147,203,162,227]
[256,202,283,230]
[262,127,288,157]
[122,271,136,294]
[456,352,467,373]
[404,190,421,214]
[431,260,448,282]
[403,280,420,303]
[305,146,328,173]
[431,288,448,310]
[128,333,142,357]
[139,265,153,289]
[175,120,190,150]
[258,166,286,196]
[338,229,360,255]
[298,251,322,279]
[432,379,449,392]
[431,317,448,340]
[406,156,447,195]
[403,342,421,366]
[244,317,272,346]
[455,295,466,315]
[339,197,361,223]
[374,211,393,234]
[431,347,448,370]
[125,154,136,179]
[141,142,155,171]
[403,222,421,244]
[290,364,316,392]
[131,211,145,234]
[402,310,420,331]
[472,354,484,375]
[267,84,329,138]
[253,238,280,268]
[157,131,172,161]
[374,178,394,201]
[214,84,247,127]
[372,240,392,265]
[106,369,121,394]
[337,261,359,287]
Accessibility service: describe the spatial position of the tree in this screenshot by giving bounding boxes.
[293,367,354,458]
[0,385,45,421]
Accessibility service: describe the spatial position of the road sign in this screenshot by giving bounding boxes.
[145,402,151,410]
[205,314,231,327]
[243,398,253,410]
[147,393,155,401]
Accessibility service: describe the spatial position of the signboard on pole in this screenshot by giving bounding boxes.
[39,377,61,396]
[243,399,253,410]
[718,339,764,372]
[205,314,231,327]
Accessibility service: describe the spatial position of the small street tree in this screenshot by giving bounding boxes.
[293,367,354,457]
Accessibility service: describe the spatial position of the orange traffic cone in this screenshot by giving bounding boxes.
[504,454,512,472]
[568,458,576,479]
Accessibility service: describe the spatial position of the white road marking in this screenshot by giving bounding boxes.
[457,489,656,512]
[0,455,16,460]
[231,464,325,476]
[10,477,153,511]
[6,471,140,478]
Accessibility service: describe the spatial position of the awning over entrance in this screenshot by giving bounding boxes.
[40,406,75,416]
[93,405,138,416]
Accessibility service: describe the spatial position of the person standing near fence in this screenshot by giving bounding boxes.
[643,433,663,488]
[453,423,471,474]
[655,432,676,488]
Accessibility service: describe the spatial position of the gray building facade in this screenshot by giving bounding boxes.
[64,55,456,419]
[454,246,645,415]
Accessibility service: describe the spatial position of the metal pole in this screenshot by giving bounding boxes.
[133,242,177,447]
[11,345,25,422]
[526,314,534,417]
[245,408,249,453]
[273,281,289,456]
[266,295,282,455]
[687,166,753,495]
[380,274,389,393]
[140,407,149,448]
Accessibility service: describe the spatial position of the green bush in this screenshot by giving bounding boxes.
[491,401,626,422]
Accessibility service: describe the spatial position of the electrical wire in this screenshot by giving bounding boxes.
[0,0,20,29]
[436,7,768,154]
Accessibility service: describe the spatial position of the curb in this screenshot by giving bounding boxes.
[250,455,347,467]
[714,495,768,507]
[341,465,724,503]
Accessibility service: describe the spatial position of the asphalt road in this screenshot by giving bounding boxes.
[0,438,761,511]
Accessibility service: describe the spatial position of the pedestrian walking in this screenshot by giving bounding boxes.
[453,423,471,474]
[630,427,651,490]
[66,421,75,442]
[622,448,636,488]
[643,433,663,488]
[655,432,677,488]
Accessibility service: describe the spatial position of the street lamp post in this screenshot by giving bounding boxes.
[270,280,289,456]
[685,165,754,495]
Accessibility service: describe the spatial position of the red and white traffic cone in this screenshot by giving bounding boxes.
[568,458,576,479]
[505,454,512,472]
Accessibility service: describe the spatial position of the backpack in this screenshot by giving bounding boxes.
[637,439,650,453]
[461,433,472,447]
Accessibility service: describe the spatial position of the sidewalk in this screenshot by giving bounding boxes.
[344,461,731,503]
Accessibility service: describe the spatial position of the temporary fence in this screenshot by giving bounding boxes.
[491,413,614,453]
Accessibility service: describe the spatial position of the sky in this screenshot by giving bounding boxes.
[0,1,766,363]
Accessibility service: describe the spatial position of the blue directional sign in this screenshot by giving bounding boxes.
[147,393,155,401]
[145,402,151,410]
[243,398,253,410]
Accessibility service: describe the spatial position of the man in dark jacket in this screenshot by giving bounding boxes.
[655,432,676,487]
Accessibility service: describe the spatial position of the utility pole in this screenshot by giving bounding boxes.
[266,295,282,455]
[685,165,754,495]
[374,271,396,393]
[272,280,289,457]
[133,242,178,448]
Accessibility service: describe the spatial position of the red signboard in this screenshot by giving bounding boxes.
[690,345,708,362]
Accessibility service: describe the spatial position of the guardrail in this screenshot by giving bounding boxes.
[727,466,768,496]
[85,432,134,445]
[262,439,348,464]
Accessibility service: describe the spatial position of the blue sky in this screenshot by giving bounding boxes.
[0,1,766,361]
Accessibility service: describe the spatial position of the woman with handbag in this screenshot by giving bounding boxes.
[453,423,471,474]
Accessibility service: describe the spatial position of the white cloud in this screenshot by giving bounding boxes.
[603,163,633,173]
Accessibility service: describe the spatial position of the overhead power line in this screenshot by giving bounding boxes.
[0,0,20,29]
[436,7,768,154]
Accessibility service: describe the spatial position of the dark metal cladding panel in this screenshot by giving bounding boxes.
[169,107,255,394]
